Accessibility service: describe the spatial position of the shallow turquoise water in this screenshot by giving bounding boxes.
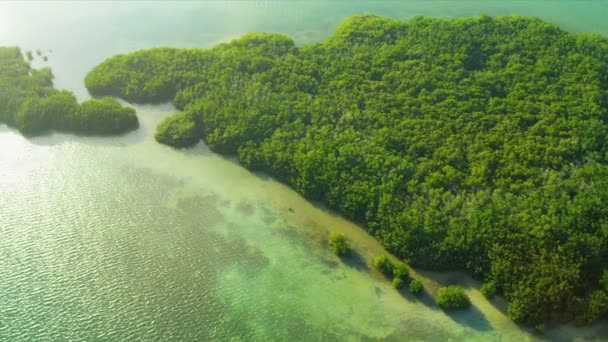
[0,1,607,341]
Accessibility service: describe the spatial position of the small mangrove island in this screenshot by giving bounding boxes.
[82,14,608,326]
[0,47,138,136]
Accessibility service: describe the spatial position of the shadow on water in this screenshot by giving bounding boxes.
[543,318,608,342]
[179,140,215,157]
[0,122,148,148]
[396,280,493,332]
[446,304,493,332]
[0,101,182,149]
[396,284,437,307]
[341,250,370,272]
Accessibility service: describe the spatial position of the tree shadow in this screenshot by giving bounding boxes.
[445,304,493,332]
[178,140,215,157]
[395,281,441,310]
[341,249,370,272]
[0,101,181,149]
[1,120,147,148]
[395,285,419,303]
[542,318,608,342]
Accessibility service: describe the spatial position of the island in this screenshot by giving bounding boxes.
[83,14,608,326]
[0,47,138,136]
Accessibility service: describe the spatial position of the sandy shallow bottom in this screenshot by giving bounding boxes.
[1,108,606,340]
[1,1,608,340]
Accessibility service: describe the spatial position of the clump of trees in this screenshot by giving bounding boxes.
[155,110,201,148]
[373,255,410,289]
[409,279,423,295]
[327,232,352,257]
[373,255,396,277]
[75,98,138,134]
[0,47,139,136]
[576,269,608,324]
[481,281,497,299]
[436,286,471,310]
[84,14,608,326]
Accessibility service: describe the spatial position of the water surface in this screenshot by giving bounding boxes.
[1,1,607,340]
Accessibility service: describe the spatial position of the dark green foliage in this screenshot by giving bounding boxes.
[14,90,80,135]
[0,46,138,136]
[392,262,409,280]
[392,262,410,288]
[581,290,608,323]
[373,255,410,287]
[601,270,608,292]
[84,48,180,103]
[481,281,497,299]
[155,110,201,148]
[436,286,471,310]
[41,91,80,131]
[327,231,352,256]
[75,98,138,135]
[409,278,423,295]
[85,15,608,325]
[373,255,395,277]
[15,97,51,134]
[392,277,404,289]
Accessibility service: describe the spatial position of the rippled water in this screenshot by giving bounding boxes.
[1,1,607,341]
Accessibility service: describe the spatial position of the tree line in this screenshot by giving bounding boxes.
[0,47,138,136]
[84,15,608,326]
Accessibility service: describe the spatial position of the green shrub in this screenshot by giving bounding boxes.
[14,97,49,135]
[583,290,608,323]
[393,262,409,280]
[601,270,608,292]
[155,111,201,148]
[327,231,351,256]
[409,279,423,295]
[507,297,530,323]
[75,97,139,134]
[373,255,394,277]
[481,281,497,299]
[436,285,471,310]
[13,91,79,135]
[392,277,404,289]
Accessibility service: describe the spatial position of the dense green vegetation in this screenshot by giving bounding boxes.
[76,98,138,134]
[481,281,497,299]
[327,232,352,256]
[373,254,410,289]
[0,47,138,136]
[373,255,396,277]
[85,15,608,325]
[155,110,201,148]
[436,285,471,310]
[392,277,404,289]
[409,279,423,295]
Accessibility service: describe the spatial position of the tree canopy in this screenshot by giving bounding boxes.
[0,47,138,136]
[327,231,352,257]
[84,15,608,325]
[154,110,201,148]
[436,285,471,310]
